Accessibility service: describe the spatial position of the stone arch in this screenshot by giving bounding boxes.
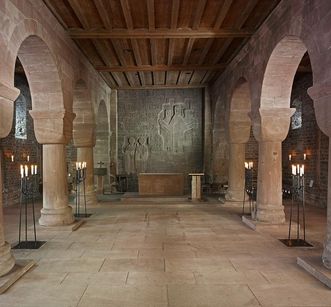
[94,100,110,169]
[1,19,72,144]
[73,79,95,147]
[226,78,252,201]
[261,36,309,109]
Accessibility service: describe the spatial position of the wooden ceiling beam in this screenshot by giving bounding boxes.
[131,39,146,86]
[93,0,112,29]
[192,0,207,29]
[113,84,206,90]
[167,39,174,65]
[214,0,234,29]
[171,0,180,29]
[147,0,155,30]
[96,64,226,72]
[69,28,253,39]
[183,38,195,64]
[120,0,134,29]
[67,0,90,28]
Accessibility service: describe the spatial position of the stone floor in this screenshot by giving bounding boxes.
[1,199,331,306]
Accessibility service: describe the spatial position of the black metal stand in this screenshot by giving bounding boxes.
[242,167,255,218]
[13,174,46,249]
[280,174,312,247]
[74,167,92,218]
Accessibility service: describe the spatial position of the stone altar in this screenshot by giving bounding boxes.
[138,173,184,196]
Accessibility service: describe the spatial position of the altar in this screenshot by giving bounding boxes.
[138,173,185,196]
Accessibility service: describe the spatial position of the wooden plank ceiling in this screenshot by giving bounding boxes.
[44,0,281,89]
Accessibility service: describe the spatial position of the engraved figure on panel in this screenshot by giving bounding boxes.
[123,136,136,174]
[158,100,194,153]
[135,136,149,174]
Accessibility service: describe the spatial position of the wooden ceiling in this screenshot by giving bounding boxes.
[43,0,281,89]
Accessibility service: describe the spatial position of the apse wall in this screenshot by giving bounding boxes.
[118,88,203,191]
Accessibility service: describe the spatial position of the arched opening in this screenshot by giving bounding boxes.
[94,100,110,189]
[72,79,96,204]
[257,36,328,228]
[226,78,252,202]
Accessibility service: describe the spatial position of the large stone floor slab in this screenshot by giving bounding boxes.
[1,200,329,306]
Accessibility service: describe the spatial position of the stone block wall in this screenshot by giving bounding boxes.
[118,88,203,191]
[0,73,42,207]
[282,73,329,208]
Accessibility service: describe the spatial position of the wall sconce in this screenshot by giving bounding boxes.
[289,154,292,161]
[303,153,307,160]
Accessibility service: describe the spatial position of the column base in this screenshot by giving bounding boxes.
[86,190,97,205]
[225,189,245,202]
[39,206,74,226]
[0,242,15,277]
[256,204,285,224]
[322,243,331,269]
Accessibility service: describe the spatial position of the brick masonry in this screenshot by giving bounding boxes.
[0,72,42,207]
[118,88,203,191]
[282,73,329,208]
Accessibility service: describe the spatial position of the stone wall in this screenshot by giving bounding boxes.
[0,72,42,206]
[282,73,329,208]
[118,88,203,191]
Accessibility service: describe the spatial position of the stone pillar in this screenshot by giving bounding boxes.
[0,82,20,276]
[30,110,75,226]
[254,108,295,224]
[227,143,246,201]
[40,144,74,225]
[308,83,331,268]
[77,147,97,205]
[226,117,250,202]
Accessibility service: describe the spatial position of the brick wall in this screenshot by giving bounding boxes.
[118,88,203,192]
[282,73,329,208]
[0,72,42,207]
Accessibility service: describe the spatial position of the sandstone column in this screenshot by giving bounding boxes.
[30,110,75,226]
[308,83,331,268]
[226,116,250,202]
[40,144,74,225]
[0,83,20,275]
[77,146,97,205]
[255,108,295,224]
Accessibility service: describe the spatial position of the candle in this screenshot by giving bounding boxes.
[31,164,34,175]
[291,165,296,176]
[303,153,307,160]
[289,154,291,161]
[24,165,28,177]
[300,165,304,176]
[34,165,37,175]
[248,162,253,169]
[11,155,14,162]
[20,165,24,178]
[27,155,30,162]
[78,162,82,169]
[244,162,248,169]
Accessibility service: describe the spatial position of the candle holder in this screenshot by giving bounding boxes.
[13,164,46,249]
[242,162,256,218]
[280,164,312,247]
[74,162,91,218]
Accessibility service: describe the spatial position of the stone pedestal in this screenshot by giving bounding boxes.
[39,144,74,226]
[77,147,97,205]
[97,175,104,194]
[256,141,285,223]
[226,143,245,201]
[189,173,204,200]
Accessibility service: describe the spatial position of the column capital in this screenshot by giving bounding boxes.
[308,82,331,136]
[0,82,20,138]
[254,107,295,142]
[73,122,96,147]
[29,109,75,144]
[228,120,251,144]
